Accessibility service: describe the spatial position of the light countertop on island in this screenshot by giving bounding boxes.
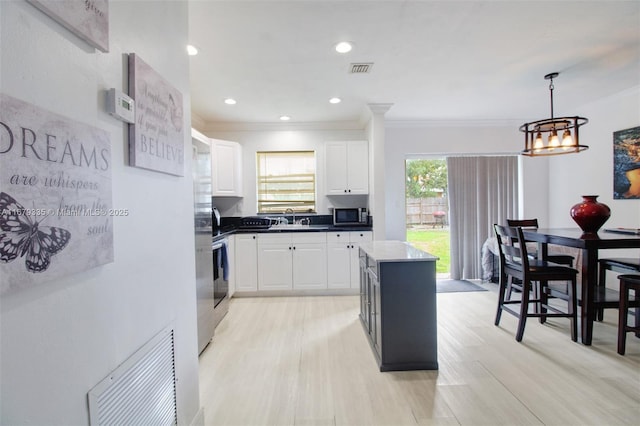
[359,240,438,263]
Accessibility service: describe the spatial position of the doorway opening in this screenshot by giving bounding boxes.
[405,158,450,277]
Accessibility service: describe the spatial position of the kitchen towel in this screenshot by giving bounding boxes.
[220,241,229,281]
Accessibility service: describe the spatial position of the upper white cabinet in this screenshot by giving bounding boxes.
[325,141,369,195]
[211,138,243,197]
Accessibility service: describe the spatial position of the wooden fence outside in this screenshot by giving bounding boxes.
[406,197,448,226]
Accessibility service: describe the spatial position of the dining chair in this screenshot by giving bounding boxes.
[596,257,640,321]
[504,219,575,303]
[494,224,578,342]
[617,274,640,355]
[506,219,575,266]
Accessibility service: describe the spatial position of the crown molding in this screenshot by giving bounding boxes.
[384,118,523,128]
[192,116,557,133]
[197,120,366,133]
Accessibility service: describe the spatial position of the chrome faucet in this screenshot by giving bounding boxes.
[284,208,295,225]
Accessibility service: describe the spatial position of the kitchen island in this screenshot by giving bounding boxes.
[359,241,439,372]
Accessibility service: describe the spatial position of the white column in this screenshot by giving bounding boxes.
[366,103,393,239]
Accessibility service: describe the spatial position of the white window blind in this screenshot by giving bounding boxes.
[257,151,316,213]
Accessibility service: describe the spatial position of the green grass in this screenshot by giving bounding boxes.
[406,229,450,273]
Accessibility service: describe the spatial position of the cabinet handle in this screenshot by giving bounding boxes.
[252,236,256,239]
[289,246,292,250]
[293,246,296,250]
[348,189,351,192]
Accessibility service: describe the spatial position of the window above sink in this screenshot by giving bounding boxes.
[257,151,316,213]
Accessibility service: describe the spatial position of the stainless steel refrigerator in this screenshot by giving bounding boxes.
[192,136,215,354]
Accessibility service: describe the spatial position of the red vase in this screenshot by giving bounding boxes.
[570,195,611,233]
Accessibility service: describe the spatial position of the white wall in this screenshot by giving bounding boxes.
[203,127,367,217]
[383,122,541,240]
[547,86,640,258]
[0,2,201,425]
[383,90,640,243]
[205,90,639,248]
[547,87,640,228]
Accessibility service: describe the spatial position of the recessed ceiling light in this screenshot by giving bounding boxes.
[329,97,342,104]
[186,45,198,56]
[280,115,291,121]
[335,42,353,53]
[224,98,237,105]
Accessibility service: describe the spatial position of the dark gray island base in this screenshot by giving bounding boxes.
[359,241,439,372]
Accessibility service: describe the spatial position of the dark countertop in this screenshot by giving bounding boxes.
[212,224,372,242]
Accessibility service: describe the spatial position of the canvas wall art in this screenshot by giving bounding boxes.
[128,54,185,176]
[0,94,114,294]
[613,126,640,199]
[27,0,109,52]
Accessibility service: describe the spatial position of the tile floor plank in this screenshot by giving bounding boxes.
[199,285,640,425]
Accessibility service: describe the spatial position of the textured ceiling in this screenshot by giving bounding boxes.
[188,1,640,126]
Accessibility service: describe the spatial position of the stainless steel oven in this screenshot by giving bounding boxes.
[212,238,229,329]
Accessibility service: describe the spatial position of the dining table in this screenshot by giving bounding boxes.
[521,228,640,345]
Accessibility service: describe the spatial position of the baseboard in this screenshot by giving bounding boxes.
[189,407,205,426]
[232,288,359,298]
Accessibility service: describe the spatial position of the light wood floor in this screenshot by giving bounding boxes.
[198,283,640,425]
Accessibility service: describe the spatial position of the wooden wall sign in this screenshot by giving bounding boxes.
[128,54,185,176]
[27,0,109,52]
[0,94,114,294]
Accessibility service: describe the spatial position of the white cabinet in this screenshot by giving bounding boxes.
[327,231,373,289]
[211,138,242,196]
[293,243,328,290]
[257,233,327,290]
[325,141,369,195]
[234,233,258,292]
[257,234,293,290]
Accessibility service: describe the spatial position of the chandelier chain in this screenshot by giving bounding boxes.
[549,75,555,119]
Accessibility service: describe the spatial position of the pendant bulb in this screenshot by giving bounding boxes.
[562,129,573,147]
[548,129,560,148]
[533,132,544,150]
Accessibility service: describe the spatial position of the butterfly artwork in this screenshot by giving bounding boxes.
[0,192,71,273]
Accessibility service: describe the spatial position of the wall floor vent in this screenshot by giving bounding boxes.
[88,326,177,426]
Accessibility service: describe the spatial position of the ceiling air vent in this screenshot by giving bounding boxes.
[349,63,373,74]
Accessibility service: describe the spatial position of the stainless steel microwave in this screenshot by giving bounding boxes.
[333,208,368,226]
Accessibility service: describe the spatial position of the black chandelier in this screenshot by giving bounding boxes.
[520,72,589,157]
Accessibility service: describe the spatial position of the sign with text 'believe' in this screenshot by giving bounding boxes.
[128,54,185,177]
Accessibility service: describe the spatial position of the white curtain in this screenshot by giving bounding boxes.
[447,156,518,279]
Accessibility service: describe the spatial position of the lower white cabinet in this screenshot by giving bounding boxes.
[234,234,258,291]
[257,233,327,290]
[327,231,373,289]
